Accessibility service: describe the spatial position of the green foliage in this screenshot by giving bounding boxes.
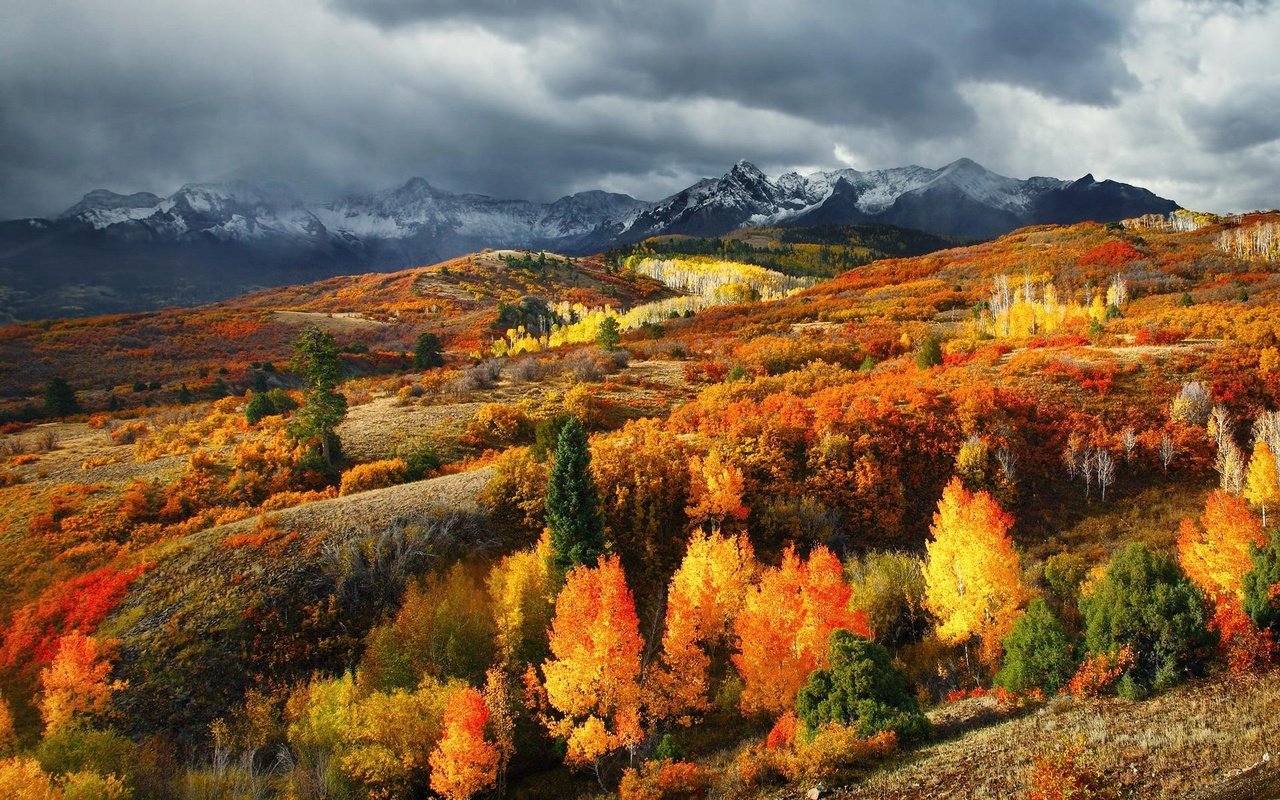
[596,316,621,351]
[995,599,1076,694]
[37,725,136,786]
[845,551,929,651]
[43,377,80,417]
[1243,530,1280,633]
[858,355,876,372]
[413,332,445,370]
[245,388,297,425]
[398,438,442,481]
[531,414,572,462]
[288,326,348,467]
[1081,544,1214,694]
[544,417,605,573]
[654,733,685,762]
[1177,292,1194,307]
[795,629,930,744]
[1043,553,1089,607]
[915,335,943,370]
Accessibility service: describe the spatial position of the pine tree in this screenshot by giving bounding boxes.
[596,317,621,351]
[288,326,347,467]
[545,417,605,573]
[43,377,80,418]
[414,332,445,369]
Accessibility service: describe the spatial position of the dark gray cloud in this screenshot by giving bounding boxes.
[0,0,1276,219]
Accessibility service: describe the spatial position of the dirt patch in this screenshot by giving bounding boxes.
[271,310,388,331]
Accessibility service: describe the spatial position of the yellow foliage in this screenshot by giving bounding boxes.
[922,478,1028,666]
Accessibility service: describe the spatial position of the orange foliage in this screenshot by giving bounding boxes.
[338,458,408,496]
[1177,490,1266,602]
[1023,740,1118,800]
[685,451,749,530]
[765,711,799,750]
[38,631,125,732]
[618,759,712,800]
[1077,239,1143,268]
[429,687,499,800]
[542,555,645,766]
[1211,603,1273,675]
[733,546,869,716]
[1066,646,1134,699]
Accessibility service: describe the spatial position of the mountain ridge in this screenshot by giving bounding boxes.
[0,158,1179,320]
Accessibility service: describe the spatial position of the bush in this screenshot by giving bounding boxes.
[413,332,445,370]
[845,551,929,651]
[339,458,409,496]
[795,630,930,744]
[531,414,572,461]
[1080,544,1213,694]
[995,599,1076,694]
[398,439,441,481]
[784,727,897,784]
[462,403,532,449]
[618,759,710,800]
[37,725,136,787]
[1023,740,1118,800]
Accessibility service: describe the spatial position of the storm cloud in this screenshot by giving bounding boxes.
[0,0,1276,219]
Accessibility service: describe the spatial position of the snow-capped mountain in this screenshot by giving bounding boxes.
[599,157,1178,244]
[0,159,1177,320]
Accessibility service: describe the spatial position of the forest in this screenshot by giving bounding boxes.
[2,211,1280,798]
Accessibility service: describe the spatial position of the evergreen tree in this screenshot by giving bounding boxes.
[43,377,80,418]
[1082,543,1213,694]
[915,335,943,370]
[795,629,930,743]
[596,317,621,352]
[995,599,1076,694]
[545,417,605,573]
[287,326,347,467]
[413,332,445,370]
[1244,531,1280,633]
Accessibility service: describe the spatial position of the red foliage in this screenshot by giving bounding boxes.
[1133,326,1187,346]
[765,712,798,750]
[1,564,146,668]
[1212,603,1273,675]
[1077,240,1143,268]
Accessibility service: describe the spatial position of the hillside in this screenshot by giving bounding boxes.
[4,209,1280,799]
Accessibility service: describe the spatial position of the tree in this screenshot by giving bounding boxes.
[487,532,554,670]
[1082,543,1213,695]
[43,378,79,418]
[481,667,516,796]
[1245,441,1280,527]
[596,317,621,351]
[685,450,749,532]
[795,629,930,744]
[915,335,943,370]
[733,546,870,716]
[994,599,1075,694]
[429,687,499,800]
[1093,449,1116,502]
[1177,490,1266,603]
[545,418,605,574]
[653,530,755,722]
[922,478,1029,667]
[38,632,124,733]
[542,555,644,770]
[414,332,445,370]
[288,326,347,467]
[1243,531,1280,633]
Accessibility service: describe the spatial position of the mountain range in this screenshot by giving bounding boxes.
[0,158,1178,321]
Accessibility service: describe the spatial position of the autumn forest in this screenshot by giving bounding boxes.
[3,209,1280,800]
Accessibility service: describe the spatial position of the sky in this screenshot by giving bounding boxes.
[1,0,1278,219]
